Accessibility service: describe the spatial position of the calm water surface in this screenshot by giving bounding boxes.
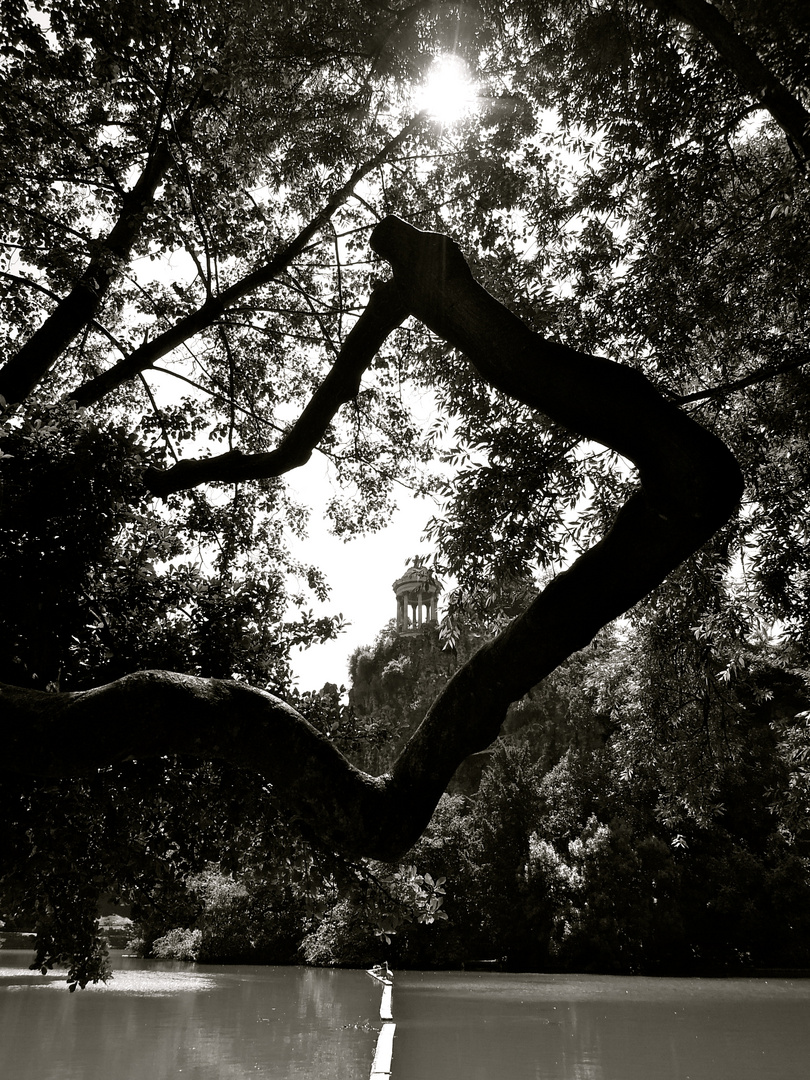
[2,952,809,1079]
[0,952,377,1079]
[394,970,810,1080]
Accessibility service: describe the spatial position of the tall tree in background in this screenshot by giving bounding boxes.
[1,0,808,978]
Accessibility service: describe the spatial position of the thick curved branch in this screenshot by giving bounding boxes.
[144,280,408,496]
[1,218,744,862]
[0,672,391,858]
[364,217,744,841]
[369,216,742,523]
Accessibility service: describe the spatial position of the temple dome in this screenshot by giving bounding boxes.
[393,565,441,634]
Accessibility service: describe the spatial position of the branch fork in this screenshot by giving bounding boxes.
[0,218,743,861]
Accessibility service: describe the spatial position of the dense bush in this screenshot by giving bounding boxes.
[301,617,810,974]
[151,928,202,961]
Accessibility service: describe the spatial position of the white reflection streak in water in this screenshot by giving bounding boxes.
[0,965,216,995]
[369,972,396,1078]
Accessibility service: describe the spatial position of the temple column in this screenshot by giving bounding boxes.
[393,567,441,634]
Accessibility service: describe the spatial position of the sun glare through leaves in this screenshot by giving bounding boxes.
[415,54,478,125]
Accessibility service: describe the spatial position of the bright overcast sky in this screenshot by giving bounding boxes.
[284,456,439,692]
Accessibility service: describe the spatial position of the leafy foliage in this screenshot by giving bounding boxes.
[311,588,809,972]
[2,0,810,980]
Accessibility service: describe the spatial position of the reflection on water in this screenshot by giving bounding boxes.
[0,963,217,996]
[0,952,378,1080]
[2,955,810,1080]
[393,971,810,1080]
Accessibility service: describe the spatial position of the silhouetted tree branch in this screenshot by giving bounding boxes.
[144,280,408,496]
[673,350,810,404]
[0,140,174,406]
[644,0,810,160]
[0,218,743,861]
[69,115,426,407]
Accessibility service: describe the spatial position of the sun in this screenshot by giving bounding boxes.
[415,55,478,125]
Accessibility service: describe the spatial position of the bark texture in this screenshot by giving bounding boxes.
[0,218,744,861]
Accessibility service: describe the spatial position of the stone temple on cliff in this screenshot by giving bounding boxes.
[392,565,441,634]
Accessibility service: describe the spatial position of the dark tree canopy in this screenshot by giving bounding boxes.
[2,210,743,856]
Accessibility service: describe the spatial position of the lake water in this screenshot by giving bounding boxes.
[393,970,810,1080]
[1,951,809,1079]
[0,952,377,1080]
